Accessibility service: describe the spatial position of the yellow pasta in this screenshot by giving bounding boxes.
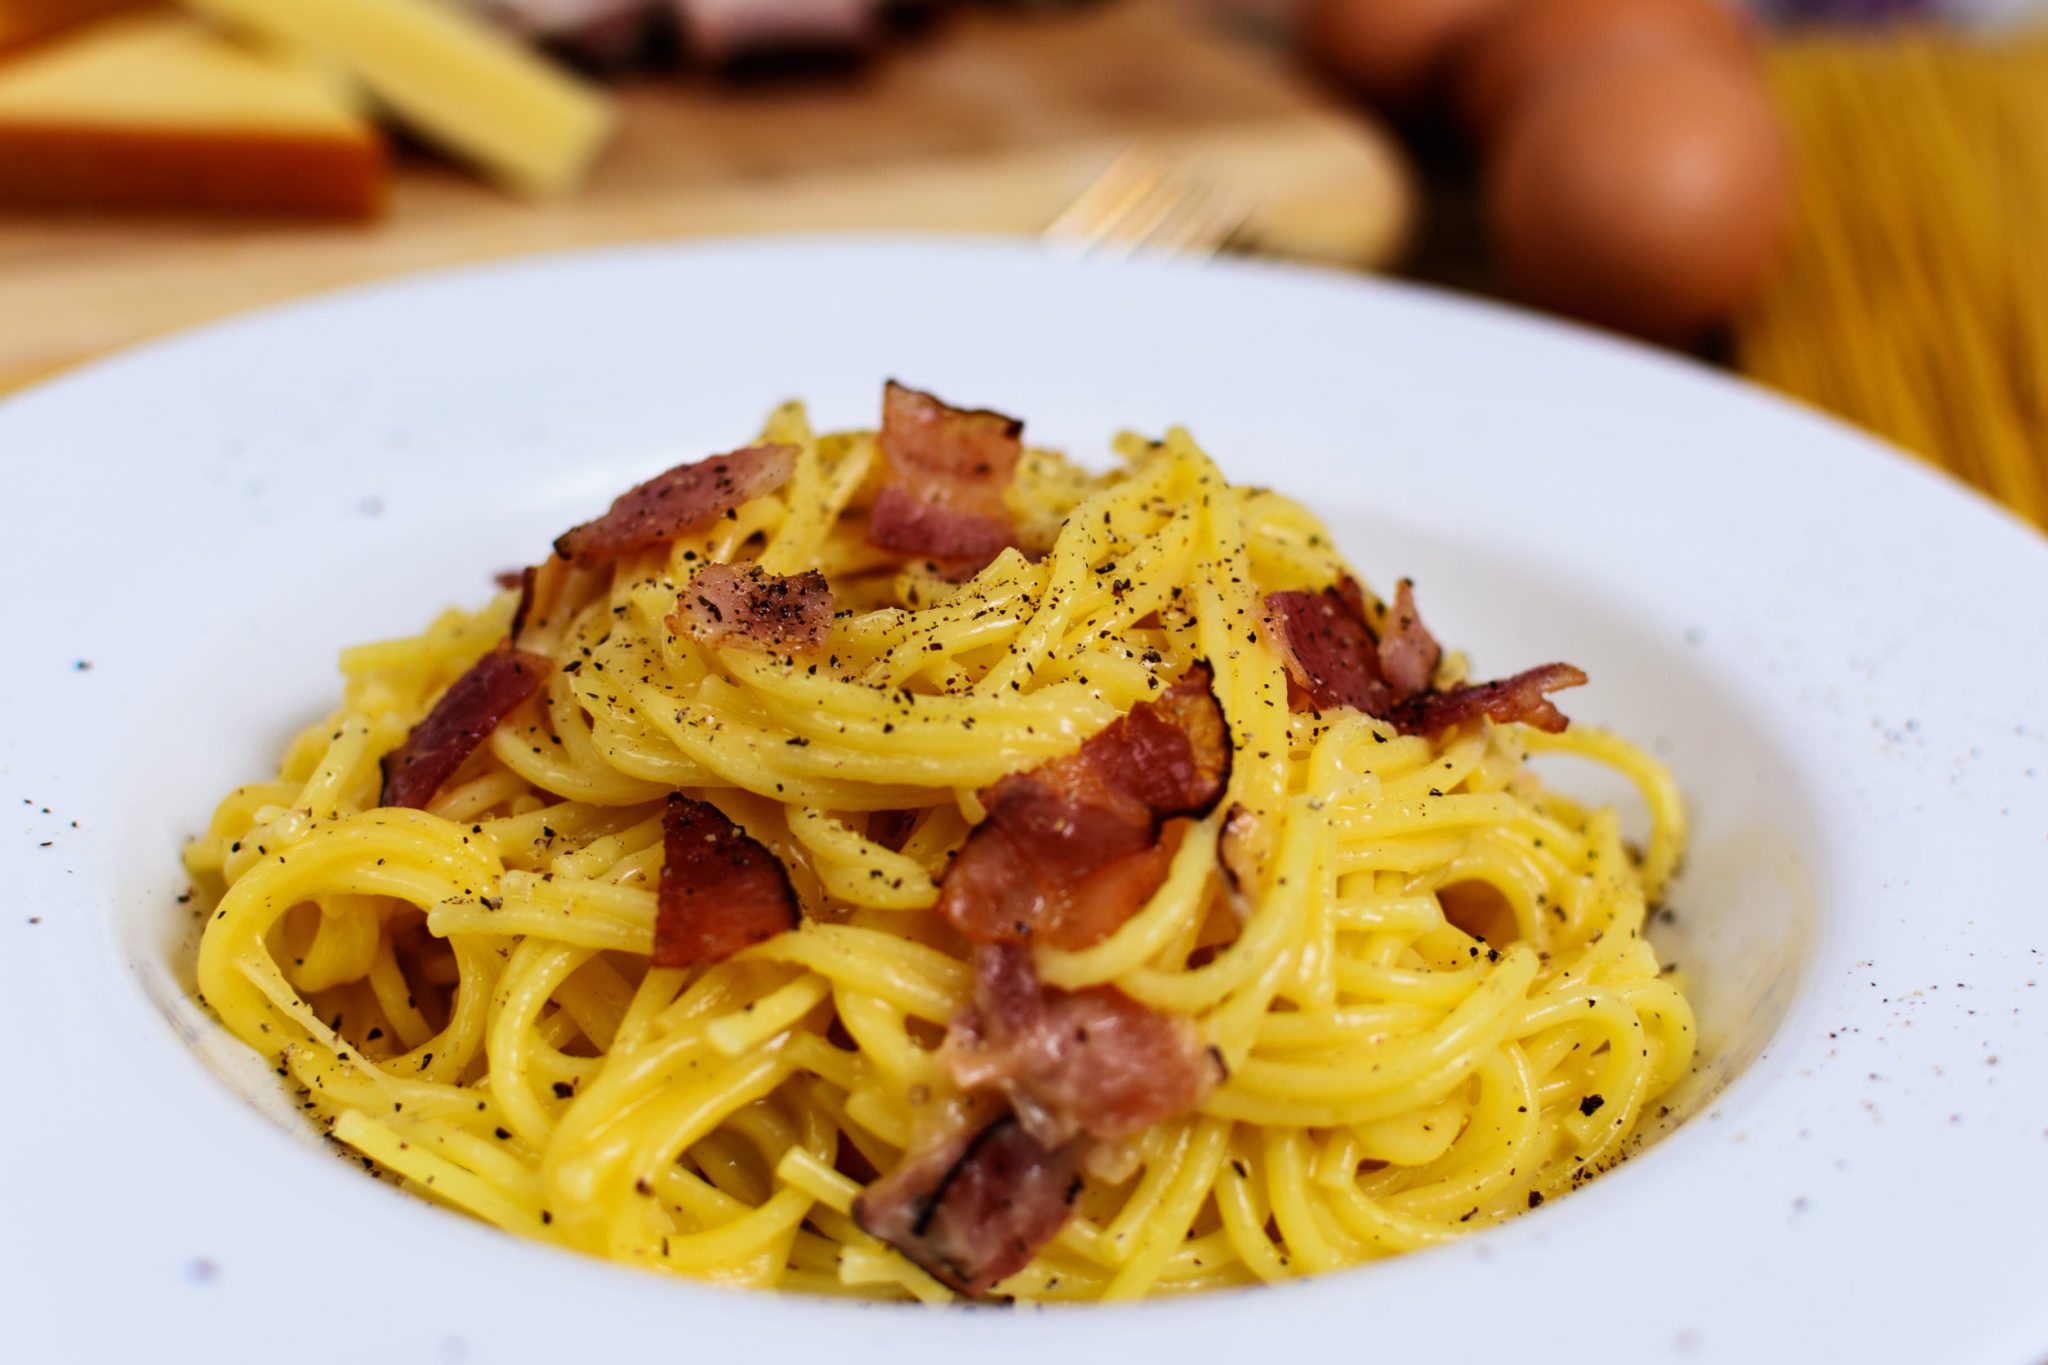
[1738,30,2048,526]
[188,401,1695,1302]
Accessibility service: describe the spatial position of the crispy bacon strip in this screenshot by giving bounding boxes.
[853,1113,1080,1298]
[379,645,550,809]
[553,444,797,565]
[866,381,1023,564]
[947,944,1224,1148]
[1269,577,1584,735]
[859,674,1230,1290]
[1386,662,1588,736]
[866,808,920,853]
[666,563,833,654]
[866,494,1010,563]
[935,666,1231,950]
[1267,577,1400,716]
[1377,578,1442,699]
[653,794,800,967]
[863,666,1230,1294]
[861,946,1222,1292]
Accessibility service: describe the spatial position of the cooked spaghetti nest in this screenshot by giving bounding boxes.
[187,401,1696,1303]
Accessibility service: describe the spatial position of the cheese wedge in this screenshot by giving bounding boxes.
[0,11,384,216]
[0,0,135,53]
[184,0,614,198]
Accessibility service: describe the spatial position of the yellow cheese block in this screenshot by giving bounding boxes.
[0,0,136,53]
[0,11,384,216]
[183,0,615,198]
[243,26,367,116]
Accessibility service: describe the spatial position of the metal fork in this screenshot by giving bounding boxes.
[1043,148,1253,260]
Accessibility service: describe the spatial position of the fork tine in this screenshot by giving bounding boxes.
[1047,147,1250,261]
[1088,173,1195,260]
[1045,150,1168,253]
[1146,182,1252,257]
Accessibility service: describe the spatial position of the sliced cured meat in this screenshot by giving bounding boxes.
[935,666,1231,950]
[866,381,1023,565]
[1385,662,1588,736]
[379,645,550,809]
[666,562,833,654]
[1266,578,1397,716]
[1376,578,1442,699]
[867,490,1013,564]
[946,944,1224,1148]
[865,808,920,853]
[859,668,1230,1297]
[653,794,800,967]
[852,1113,1080,1298]
[553,444,797,565]
[1268,577,1584,736]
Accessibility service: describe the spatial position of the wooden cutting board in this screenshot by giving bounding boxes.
[0,1,1410,395]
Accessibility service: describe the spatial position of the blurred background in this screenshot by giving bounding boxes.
[0,0,2042,525]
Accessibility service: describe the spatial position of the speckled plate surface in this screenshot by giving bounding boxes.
[3,237,2043,1365]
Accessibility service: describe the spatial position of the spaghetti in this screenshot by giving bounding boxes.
[1737,30,2048,528]
[187,387,1696,1302]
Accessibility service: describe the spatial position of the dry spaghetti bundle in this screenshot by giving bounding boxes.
[1738,30,2048,526]
[187,385,1695,1302]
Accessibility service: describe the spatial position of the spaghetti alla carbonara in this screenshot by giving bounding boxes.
[187,383,1695,1302]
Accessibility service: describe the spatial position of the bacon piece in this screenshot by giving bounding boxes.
[866,381,1023,564]
[1386,662,1588,736]
[1267,579,1398,716]
[853,1113,1080,1298]
[861,668,1231,1293]
[1269,577,1583,735]
[867,493,1012,563]
[666,563,833,654]
[553,444,797,565]
[1268,574,1438,709]
[946,945,1224,1148]
[866,808,920,853]
[379,645,550,809]
[935,666,1231,950]
[653,795,800,967]
[1377,578,1442,698]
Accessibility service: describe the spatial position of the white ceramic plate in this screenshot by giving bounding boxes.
[3,238,2043,1364]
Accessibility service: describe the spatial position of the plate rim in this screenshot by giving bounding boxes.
[3,232,2043,1365]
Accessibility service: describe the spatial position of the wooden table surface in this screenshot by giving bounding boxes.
[0,0,1411,395]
